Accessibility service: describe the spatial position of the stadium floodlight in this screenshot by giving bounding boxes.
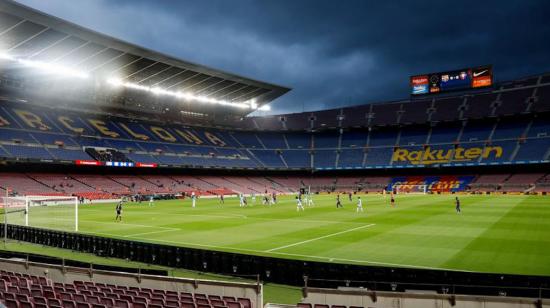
[106,78,251,109]
[0,51,89,79]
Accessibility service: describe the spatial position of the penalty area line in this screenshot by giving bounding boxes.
[265,223,376,252]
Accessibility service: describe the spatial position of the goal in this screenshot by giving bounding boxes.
[393,184,428,195]
[1,195,79,233]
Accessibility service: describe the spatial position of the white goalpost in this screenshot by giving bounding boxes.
[393,184,428,195]
[1,195,79,233]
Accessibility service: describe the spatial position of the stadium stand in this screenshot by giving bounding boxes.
[0,76,548,170]
[0,258,258,308]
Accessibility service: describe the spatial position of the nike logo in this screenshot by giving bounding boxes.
[473,70,487,77]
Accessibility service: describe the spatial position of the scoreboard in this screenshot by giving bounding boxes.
[410,65,492,95]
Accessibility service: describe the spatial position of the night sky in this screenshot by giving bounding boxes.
[16,0,550,115]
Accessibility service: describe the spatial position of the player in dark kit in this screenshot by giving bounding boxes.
[390,192,395,208]
[115,201,123,222]
[336,194,343,208]
[348,192,352,202]
[455,197,461,213]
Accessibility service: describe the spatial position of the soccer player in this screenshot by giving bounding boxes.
[272,192,277,204]
[455,196,461,213]
[219,194,224,205]
[251,193,256,204]
[149,195,154,207]
[356,196,363,212]
[348,192,353,202]
[306,193,315,207]
[239,193,245,207]
[390,192,396,208]
[115,200,123,222]
[336,194,343,208]
[191,192,196,208]
[296,196,304,211]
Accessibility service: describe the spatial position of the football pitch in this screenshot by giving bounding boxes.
[11,194,550,276]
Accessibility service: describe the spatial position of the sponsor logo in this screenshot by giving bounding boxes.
[472,75,492,88]
[75,160,101,166]
[412,84,428,94]
[136,162,158,168]
[411,75,429,85]
[391,146,503,165]
[473,69,488,77]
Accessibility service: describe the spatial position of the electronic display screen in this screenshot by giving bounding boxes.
[410,66,492,95]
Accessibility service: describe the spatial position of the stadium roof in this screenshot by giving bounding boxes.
[0,0,290,115]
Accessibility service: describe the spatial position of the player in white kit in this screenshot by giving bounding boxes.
[239,193,245,207]
[191,192,196,208]
[356,196,363,212]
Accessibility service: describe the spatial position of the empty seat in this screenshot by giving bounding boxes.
[62,300,77,308]
[114,299,130,308]
[238,298,252,308]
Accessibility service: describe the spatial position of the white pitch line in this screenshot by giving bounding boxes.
[266,223,376,252]
[123,229,179,238]
[56,218,178,231]
[80,230,459,272]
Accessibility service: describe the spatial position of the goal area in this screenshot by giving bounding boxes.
[1,195,79,233]
[393,184,428,195]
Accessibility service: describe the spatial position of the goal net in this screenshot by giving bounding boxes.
[1,195,79,232]
[393,184,428,195]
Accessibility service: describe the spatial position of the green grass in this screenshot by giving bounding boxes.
[5,194,550,276]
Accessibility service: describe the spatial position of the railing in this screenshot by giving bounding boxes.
[304,277,550,299]
[1,223,549,299]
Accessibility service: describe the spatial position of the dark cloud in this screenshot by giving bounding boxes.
[16,0,550,115]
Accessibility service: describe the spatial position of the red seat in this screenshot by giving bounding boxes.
[196,299,210,305]
[86,296,100,304]
[4,298,19,308]
[238,298,252,308]
[150,298,165,306]
[226,301,242,308]
[100,297,115,306]
[31,297,46,305]
[76,302,91,308]
[47,298,62,306]
[114,299,130,308]
[62,300,77,308]
[19,301,34,308]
